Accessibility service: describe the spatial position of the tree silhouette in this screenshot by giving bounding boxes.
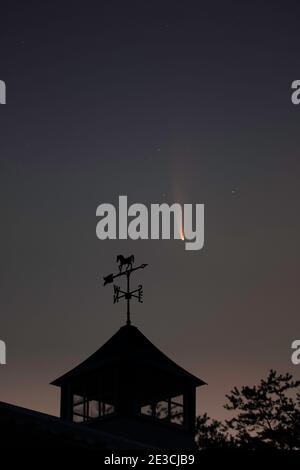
[196,370,300,452]
[195,413,233,450]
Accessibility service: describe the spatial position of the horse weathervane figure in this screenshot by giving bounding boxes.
[103,255,148,325]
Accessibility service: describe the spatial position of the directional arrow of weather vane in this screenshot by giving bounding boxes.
[103,255,148,325]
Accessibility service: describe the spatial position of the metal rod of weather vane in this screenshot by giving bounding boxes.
[126,271,131,325]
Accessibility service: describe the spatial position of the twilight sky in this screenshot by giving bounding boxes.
[0,0,300,421]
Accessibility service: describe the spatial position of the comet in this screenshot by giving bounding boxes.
[180,224,185,241]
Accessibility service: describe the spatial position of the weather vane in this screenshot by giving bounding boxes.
[103,255,148,325]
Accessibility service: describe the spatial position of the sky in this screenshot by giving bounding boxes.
[0,0,300,421]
